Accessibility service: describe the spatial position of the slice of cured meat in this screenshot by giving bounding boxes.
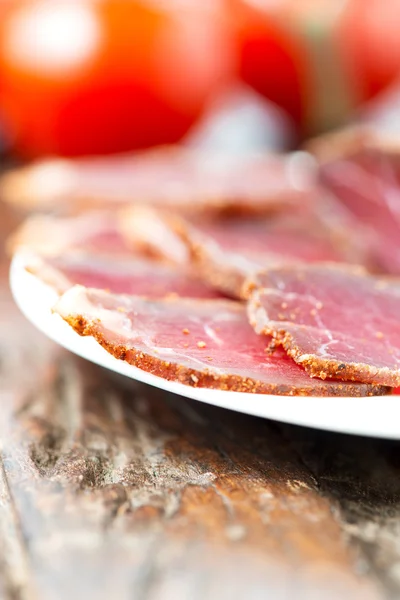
[53,285,388,397]
[25,253,223,299]
[309,128,400,275]
[9,211,130,258]
[119,206,190,266]
[247,264,400,387]
[121,206,367,299]
[0,146,316,216]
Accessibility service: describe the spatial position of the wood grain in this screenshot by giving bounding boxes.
[0,204,398,600]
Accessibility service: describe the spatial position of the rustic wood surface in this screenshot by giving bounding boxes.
[1,206,400,600]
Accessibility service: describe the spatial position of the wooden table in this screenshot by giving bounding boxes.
[1,206,400,600]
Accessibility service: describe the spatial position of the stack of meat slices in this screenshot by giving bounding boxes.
[7,144,400,398]
[308,127,400,275]
[118,202,366,299]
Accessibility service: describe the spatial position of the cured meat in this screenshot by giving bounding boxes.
[119,206,190,266]
[310,128,400,274]
[54,285,387,397]
[247,264,400,387]
[26,253,223,299]
[121,205,366,299]
[306,127,388,164]
[9,211,130,258]
[0,146,316,216]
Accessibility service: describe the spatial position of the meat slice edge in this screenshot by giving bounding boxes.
[120,205,368,300]
[53,285,388,397]
[25,253,223,299]
[9,211,130,258]
[247,265,400,387]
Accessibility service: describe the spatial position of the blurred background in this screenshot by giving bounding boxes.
[0,0,400,163]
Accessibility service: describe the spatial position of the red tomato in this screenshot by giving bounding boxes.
[232,0,372,136]
[0,0,234,157]
[336,0,400,102]
[232,0,307,129]
[230,0,335,136]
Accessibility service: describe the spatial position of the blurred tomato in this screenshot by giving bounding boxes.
[231,0,372,136]
[232,0,308,129]
[0,0,234,157]
[336,0,400,102]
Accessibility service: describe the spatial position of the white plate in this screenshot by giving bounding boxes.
[10,252,400,439]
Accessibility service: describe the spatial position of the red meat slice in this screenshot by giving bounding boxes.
[9,212,130,258]
[310,128,400,274]
[119,206,190,266]
[53,285,387,397]
[26,253,223,299]
[0,147,316,216]
[121,206,366,299]
[247,264,400,387]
